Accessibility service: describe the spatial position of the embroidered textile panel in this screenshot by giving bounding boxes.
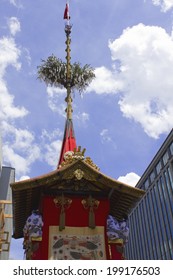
[49,226,106,260]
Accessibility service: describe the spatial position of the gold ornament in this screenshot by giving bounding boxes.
[74,169,84,180]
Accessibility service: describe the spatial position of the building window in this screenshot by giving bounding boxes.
[170,142,173,155]
[164,169,173,214]
[144,179,149,190]
[168,166,173,193]
[157,178,172,259]
[156,161,162,175]
[163,151,169,166]
[150,170,155,183]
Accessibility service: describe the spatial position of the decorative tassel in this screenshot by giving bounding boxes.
[82,195,100,229]
[89,206,95,229]
[59,207,65,231]
[53,194,72,231]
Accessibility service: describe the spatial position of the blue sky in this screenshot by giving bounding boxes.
[1,0,173,259]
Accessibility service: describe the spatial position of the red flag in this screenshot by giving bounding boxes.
[64,3,70,20]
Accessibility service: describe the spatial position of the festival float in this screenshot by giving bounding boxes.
[11,2,145,260]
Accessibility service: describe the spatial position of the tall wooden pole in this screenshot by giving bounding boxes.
[65,23,73,120]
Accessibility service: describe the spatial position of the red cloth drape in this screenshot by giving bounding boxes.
[32,196,110,260]
[58,119,77,167]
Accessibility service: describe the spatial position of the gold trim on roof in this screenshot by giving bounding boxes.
[59,146,100,171]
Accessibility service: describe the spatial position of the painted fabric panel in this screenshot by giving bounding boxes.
[49,226,106,260]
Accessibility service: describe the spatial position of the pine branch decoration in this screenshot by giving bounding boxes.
[37,55,95,93]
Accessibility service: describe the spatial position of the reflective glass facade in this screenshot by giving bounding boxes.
[125,130,173,260]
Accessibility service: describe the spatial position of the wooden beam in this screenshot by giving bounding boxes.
[0,200,12,204]
[4,214,13,218]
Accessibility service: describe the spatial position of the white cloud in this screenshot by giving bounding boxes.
[47,86,66,97]
[74,112,90,124]
[0,81,28,120]
[9,0,23,9]
[2,124,63,177]
[0,36,21,75]
[23,48,31,65]
[152,0,173,12]
[41,129,63,169]
[100,129,117,149]
[3,142,40,178]
[3,145,29,174]
[100,129,112,143]
[86,23,173,138]
[2,122,41,176]
[10,0,16,5]
[44,140,62,168]
[107,23,173,139]
[88,66,123,94]
[118,172,140,187]
[47,87,89,125]
[19,175,30,181]
[80,112,89,122]
[0,22,40,178]
[47,86,66,116]
[8,17,21,36]
[41,128,63,141]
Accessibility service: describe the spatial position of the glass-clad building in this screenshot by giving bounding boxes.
[125,129,173,260]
